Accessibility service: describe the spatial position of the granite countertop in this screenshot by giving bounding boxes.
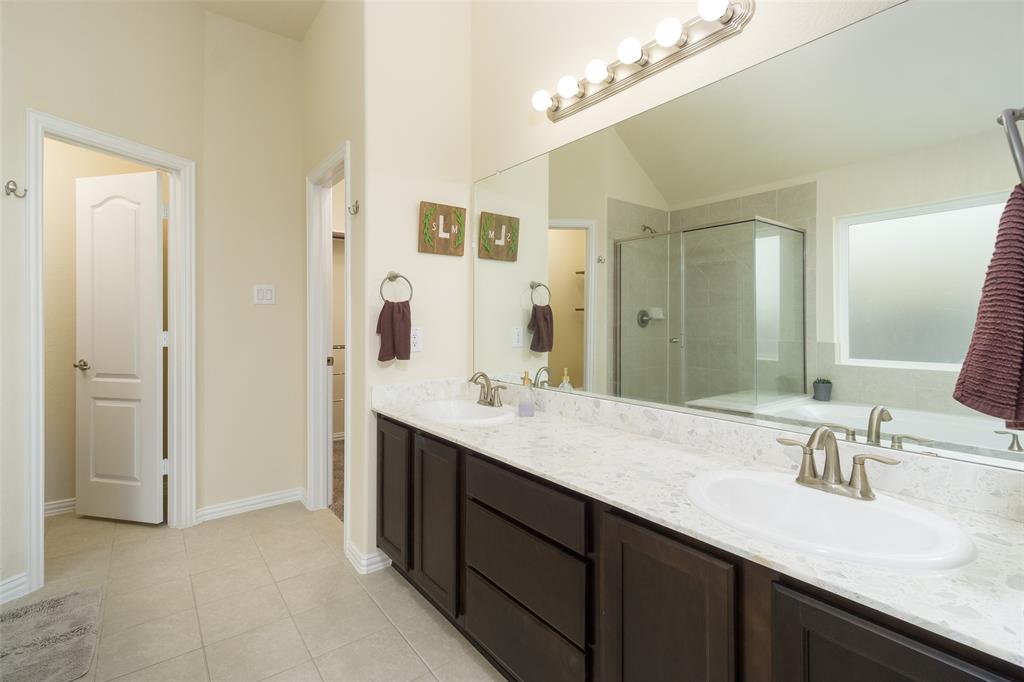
[373,394,1024,668]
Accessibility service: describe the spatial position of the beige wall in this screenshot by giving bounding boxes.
[2,0,206,582]
[1,2,306,581]
[42,139,155,504]
[474,155,551,379]
[350,0,474,558]
[198,11,307,507]
[470,1,899,179]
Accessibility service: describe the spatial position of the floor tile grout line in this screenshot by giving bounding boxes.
[360,570,440,678]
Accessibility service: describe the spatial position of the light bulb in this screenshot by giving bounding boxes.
[655,17,685,48]
[557,75,582,99]
[616,37,647,66]
[531,89,553,112]
[698,0,731,22]
[585,59,612,85]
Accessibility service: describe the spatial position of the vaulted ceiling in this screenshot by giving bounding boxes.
[611,1,1024,206]
[201,0,324,41]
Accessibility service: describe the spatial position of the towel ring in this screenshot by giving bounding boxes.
[530,281,550,305]
[379,271,413,302]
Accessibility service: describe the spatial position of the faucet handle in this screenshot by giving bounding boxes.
[491,385,507,408]
[889,434,932,450]
[822,423,857,442]
[995,430,1024,453]
[849,454,899,500]
[777,437,818,482]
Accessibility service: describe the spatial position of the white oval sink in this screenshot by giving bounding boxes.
[687,471,975,570]
[412,399,515,427]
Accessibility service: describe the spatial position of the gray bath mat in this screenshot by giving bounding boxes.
[0,588,101,682]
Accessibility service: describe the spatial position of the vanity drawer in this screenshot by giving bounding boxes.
[465,569,586,682]
[466,500,587,648]
[465,454,586,555]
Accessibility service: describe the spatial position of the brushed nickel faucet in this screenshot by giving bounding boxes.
[822,423,858,442]
[534,366,551,388]
[889,434,932,450]
[866,406,892,445]
[469,372,506,407]
[778,427,899,500]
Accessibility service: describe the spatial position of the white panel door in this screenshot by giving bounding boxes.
[75,171,163,523]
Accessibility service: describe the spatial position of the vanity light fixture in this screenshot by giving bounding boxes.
[585,59,613,85]
[532,89,555,113]
[533,0,754,122]
[557,74,583,100]
[655,17,686,48]
[616,37,648,66]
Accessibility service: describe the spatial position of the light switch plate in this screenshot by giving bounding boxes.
[411,327,423,353]
[511,326,523,348]
[253,284,276,305]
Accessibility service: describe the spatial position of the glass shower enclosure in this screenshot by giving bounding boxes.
[615,217,805,413]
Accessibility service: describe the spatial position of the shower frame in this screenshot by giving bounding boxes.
[613,215,807,407]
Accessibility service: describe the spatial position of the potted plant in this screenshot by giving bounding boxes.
[812,378,832,402]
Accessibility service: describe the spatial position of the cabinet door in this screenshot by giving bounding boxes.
[376,418,411,570]
[598,512,735,682]
[773,585,1014,682]
[411,434,458,616]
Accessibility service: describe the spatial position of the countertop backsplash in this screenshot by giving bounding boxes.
[372,378,1024,522]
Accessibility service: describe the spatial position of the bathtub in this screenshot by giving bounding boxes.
[756,398,1016,461]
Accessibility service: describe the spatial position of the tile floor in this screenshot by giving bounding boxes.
[12,503,502,681]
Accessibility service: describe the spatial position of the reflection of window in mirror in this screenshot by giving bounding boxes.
[837,196,1004,370]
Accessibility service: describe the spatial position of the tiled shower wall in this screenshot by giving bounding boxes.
[607,198,669,402]
[669,182,969,414]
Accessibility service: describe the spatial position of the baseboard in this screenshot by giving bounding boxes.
[0,573,28,604]
[195,487,306,523]
[44,498,76,517]
[344,540,392,575]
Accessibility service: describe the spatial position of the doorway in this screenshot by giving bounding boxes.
[548,220,596,391]
[20,110,197,600]
[305,142,352,542]
[42,139,168,524]
[330,179,347,520]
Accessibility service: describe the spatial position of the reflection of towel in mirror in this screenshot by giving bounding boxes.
[377,300,412,361]
[528,304,554,353]
[954,184,1024,429]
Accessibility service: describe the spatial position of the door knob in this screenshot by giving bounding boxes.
[73,359,90,370]
[669,337,680,344]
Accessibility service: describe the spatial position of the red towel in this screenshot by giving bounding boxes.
[376,300,411,361]
[954,184,1024,429]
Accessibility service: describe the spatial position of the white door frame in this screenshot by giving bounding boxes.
[549,219,597,390]
[305,142,352,538]
[23,110,197,596]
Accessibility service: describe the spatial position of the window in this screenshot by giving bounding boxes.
[838,196,1004,369]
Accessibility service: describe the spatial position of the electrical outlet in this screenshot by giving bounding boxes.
[411,326,423,353]
[253,284,276,305]
[511,326,523,348]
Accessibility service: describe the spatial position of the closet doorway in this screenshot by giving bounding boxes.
[305,141,352,538]
[330,180,346,520]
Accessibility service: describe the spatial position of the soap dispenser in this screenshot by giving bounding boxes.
[559,368,574,392]
[518,371,535,418]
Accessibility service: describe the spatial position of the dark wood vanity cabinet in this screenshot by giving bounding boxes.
[375,416,1022,682]
[772,585,1015,682]
[411,434,458,616]
[376,418,412,570]
[598,512,736,682]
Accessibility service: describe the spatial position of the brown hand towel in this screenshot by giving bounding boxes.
[528,304,554,353]
[954,184,1024,428]
[376,300,412,361]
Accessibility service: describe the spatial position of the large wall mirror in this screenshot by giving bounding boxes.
[473,0,1024,470]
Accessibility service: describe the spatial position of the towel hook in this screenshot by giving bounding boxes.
[4,180,27,198]
[379,271,413,302]
[529,281,551,305]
